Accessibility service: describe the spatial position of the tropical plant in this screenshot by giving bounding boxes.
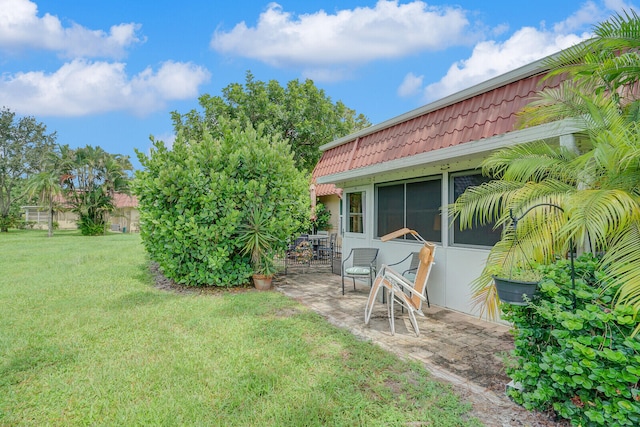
[22,147,71,237]
[450,11,640,323]
[23,170,62,237]
[237,206,280,277]
[60,145,132,236]
[503,254,640,426]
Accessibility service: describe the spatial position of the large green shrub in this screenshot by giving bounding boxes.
[503,255,640,426]
[133,120,309,287]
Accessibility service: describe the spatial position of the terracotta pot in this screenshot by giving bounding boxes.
[492,275,539,306]
[252,274,273,290]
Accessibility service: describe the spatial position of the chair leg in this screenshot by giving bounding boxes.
[407,309,420,337]
[364,276,383,325]
[388,292,396,335]
[341,275,345,295]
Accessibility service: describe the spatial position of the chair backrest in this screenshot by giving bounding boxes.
[294,235,309,247]
[351,248,378,267]
[407,252,420,271]
[409,243,436,309]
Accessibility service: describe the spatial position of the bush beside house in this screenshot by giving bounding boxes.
[133,120,309,287]
[503,255,640,426]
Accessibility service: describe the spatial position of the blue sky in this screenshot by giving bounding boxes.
[1,0,636,169]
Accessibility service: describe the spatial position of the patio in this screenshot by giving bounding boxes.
[274,270,565,426]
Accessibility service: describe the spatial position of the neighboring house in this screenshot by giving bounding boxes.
[313,55,589,318]
[22,193,139,232]
[109,193,140,232]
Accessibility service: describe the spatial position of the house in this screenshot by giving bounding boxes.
[312,55,589,318]
[22,193,139,232]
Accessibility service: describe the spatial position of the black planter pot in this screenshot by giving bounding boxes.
[492,275,539,306]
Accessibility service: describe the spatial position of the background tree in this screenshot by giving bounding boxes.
[450,11,640,323]
[171,71,371,172]
[22,146,73,237]
[0,107,56,232]
[60,145,133,236]
[23,171,62,237]
[134,118,309,287]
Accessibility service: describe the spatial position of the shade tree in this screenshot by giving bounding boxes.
[0,107,56,232]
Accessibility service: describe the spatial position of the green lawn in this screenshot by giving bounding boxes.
[0,230,481,426]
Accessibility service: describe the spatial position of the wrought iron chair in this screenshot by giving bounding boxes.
[341,247,379,295]
[389,251,420,282]
[317,232,337,260]
[364,228,436,337]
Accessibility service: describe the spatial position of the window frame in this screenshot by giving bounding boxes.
[375,175,442,242]
[345,191,365,234]
[449,170,502,248]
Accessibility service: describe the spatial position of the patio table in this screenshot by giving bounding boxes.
[307,234,329,258]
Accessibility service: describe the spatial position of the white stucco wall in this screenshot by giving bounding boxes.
[339,182,492,318]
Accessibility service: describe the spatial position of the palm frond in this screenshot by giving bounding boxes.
[561,189,639,250]
[602,221,640,309]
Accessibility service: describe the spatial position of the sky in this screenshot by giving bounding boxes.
[1,0,637,169]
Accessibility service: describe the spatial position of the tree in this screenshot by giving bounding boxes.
[171,71,371,172]
[23,146,73,237]
[24,171,62,238]
[60,145,133,236]
[133,118,309,287]
[0,107,56,231]
[450,11,640,323]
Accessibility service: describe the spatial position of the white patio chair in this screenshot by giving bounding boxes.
[364,228,436,337]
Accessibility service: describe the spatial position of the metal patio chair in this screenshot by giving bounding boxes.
[341,247,379,295]
[364,228,436,337]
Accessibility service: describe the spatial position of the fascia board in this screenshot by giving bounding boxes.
[316,118,584,185]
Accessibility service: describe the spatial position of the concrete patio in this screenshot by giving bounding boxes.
[274,269,565,426]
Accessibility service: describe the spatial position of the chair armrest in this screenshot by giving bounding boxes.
[341,250,353,267]
[380,265,427,301]
[388,253,413,267]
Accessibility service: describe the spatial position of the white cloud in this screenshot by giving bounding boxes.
[604,0,637,14]
[0,0,144,58]
[397,72,424,97]
[422,27,588,101]
[211,1,473,78]
[418,0,605,104]
[0,59,211,117]
[553,1,602,33]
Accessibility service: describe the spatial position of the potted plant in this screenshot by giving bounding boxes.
[237,207,280,290]
[492,266,541,306]
[251,252,278,290]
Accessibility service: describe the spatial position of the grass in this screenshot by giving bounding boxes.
[0,230,481,426]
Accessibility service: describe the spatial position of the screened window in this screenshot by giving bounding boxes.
[450,172,501,247]
[346,192,364,233]
[376,178,441,242]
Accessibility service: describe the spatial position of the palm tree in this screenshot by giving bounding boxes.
[23,170,63,237]
[23,147,72,237]
[450,11,640,325]
[60,145,132,236]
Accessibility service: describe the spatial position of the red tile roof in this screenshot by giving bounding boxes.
[53,192,138,209]
[312,68,563,190]
[112,193,138,208]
